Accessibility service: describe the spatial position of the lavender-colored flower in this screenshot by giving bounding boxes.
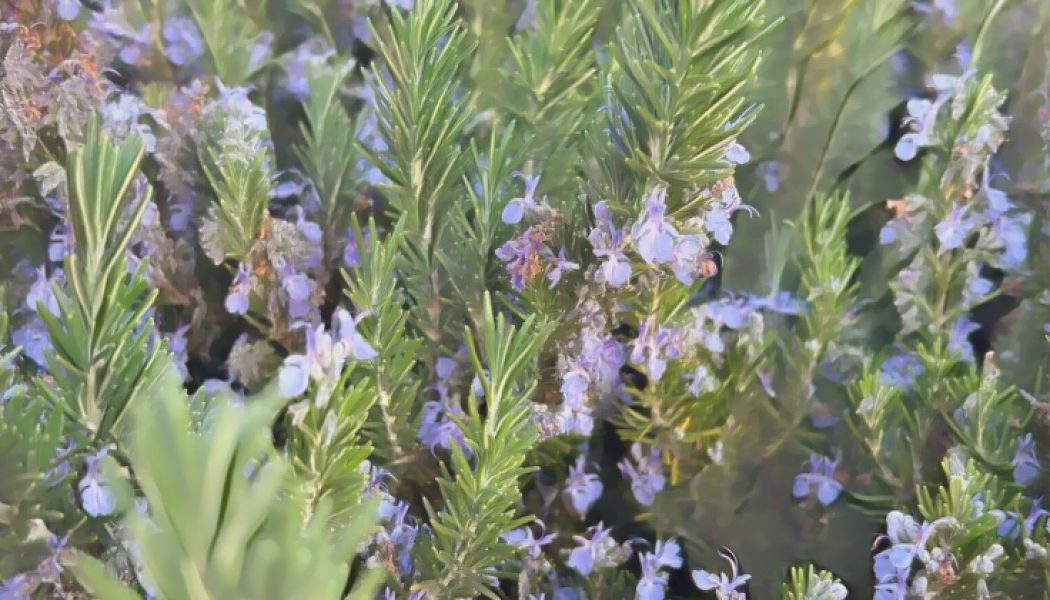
[48,221,73,264]
[496,226,553,291]
[78,448,116,517]
[992,212,1031,270]
[12,319,51,367]
[669,235,703,285]
[996,499,1049,539]
[546,248,579,289]
[618,443,665,506]
[566,522,630,576]
[557,373,594,436]
[564,455,603,517]
[385,0,414,9]
[502,173,543,225]
[588,201,632,288]
[879,352,923,389]
[162,17,204,66]
[374,501,418,577]
[748,291,806,315]
[760,161,780,193]
[631,187,678,265]
[636,539,682,600]
[688,365,717,397]
[224,263,251,315]
[1013,434,1040,485]
[630,317,673,382]
[25,267,60,316]
[692,550,751,600]
[948,317,980,363]
[56,0,81,20]
[0,572,37,599]
[418,400,468,452]
[724,142,750,165]
[249,31,274,72]
[792,453,843,506]
[894,96,945,161]
[934,203,978,251]
[502,523,555,562]
[334,308,379,361]
[284,38,334,100]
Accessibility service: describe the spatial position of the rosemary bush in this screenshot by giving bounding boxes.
[1,0,1049,598]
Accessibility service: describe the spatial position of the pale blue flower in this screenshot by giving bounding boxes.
[636,538,682,600]
[56,0,81,20]
[567,523,629,576]
[589,201,632,287]
[948,317,980,363]
[880,352,923,389]
[1013,434,1040,485]
[224,264,251,315]
[334,308,379,360]
[631,187,677,265]
[547,248,579,289]
[934,203,977,251]
[792,453,843,506]
[692,549,750,599]
[502,173,543,225]
[564,455,603,517]
[618,443,665,506]
[502,523,555,561]
[79,449,116,517]
[724,142,750,165]
[162,17,204,66]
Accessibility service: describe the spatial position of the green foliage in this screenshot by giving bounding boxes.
[295,60,360,266]
[0,311,65,578]
[183,0,272,85]
[597,0,772,200]
[72,386,382,600]
[415,293,553,598]
[343,217,423,465]
[39,117,172,443]
[366,0,476,352]
[728,0,913,288]
[781,564,848,600]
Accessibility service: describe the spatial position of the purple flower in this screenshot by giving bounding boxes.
[25,267,60,316]
[588,201,631,287]
[162,17,204,66]
[934,203,978,251]
[375,501,418,577]
[564,455,603,517]
[566,522,630,576]
[418,400,468,452]
[992,213,1031,270]
[546,248,579,289]
[996,499,1049,539]
[948,317,980,363]
[502,523,556,563]
[760,161,781,193]
[224,263,251,315]
[1013,434,1040,485]
[334,308,379,361]
[49,221,72,263]
[502,173,543,225]
[792,453,843,506]
[557,373,594,436]
[669,235,703,285]
[687,365,717,397]
[630,317,674,382]
[880,352,923,389]
[631,187,677,265]
[0,572,37,599]
[692,550,750,599]
[284,38,334,100]
[724,142,750,165]
[56,0,81,20]
[618,443,665,506]
[78,448,116,517]
[343,228,371,268]
[894,96,945,161]
[636,539,682,600]
[496,226,553,291]
[748,291,806,315]
[12,319,51,367]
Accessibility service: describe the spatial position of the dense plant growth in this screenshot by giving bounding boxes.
[1,0,1049,598]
